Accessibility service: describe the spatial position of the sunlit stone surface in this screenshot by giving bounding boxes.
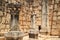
[0,33,60,40]
[5,31,24,40]
[23,34,60,40]
[4,1,24,40]
[29,14,38,39]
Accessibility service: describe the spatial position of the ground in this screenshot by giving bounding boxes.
[0,33,60,40]
[23,33,60,40]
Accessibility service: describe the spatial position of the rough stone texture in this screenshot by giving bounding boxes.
[0,0,60,35]
[0,34,60,40]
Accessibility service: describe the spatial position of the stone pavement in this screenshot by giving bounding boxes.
[23,34,60,40]
[0,33,60,40]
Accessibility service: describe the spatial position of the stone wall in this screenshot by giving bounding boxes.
[48,0,60,35]
[0,0,60,35]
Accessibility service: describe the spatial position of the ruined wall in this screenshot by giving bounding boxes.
[48,0,60,35]
[0,0,42,33]
[19,0,42,32]
[0,0,60,36]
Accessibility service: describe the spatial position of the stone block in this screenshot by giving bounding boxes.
[0,37,5,40]
[29,33,38,39]
[51,28,59,35]
[49,5,53,9]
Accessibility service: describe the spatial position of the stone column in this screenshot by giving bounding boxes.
[29,13,38,39]
[41,0,48,33]
[10,13,19,31]
[4,2,24,40]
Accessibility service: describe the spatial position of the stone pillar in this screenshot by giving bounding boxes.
[29,13,38,39]
[10,13,19,31]
[41,0,48,34]
[4,2,24,40]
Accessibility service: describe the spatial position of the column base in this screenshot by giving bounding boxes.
[29,33,38,39]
